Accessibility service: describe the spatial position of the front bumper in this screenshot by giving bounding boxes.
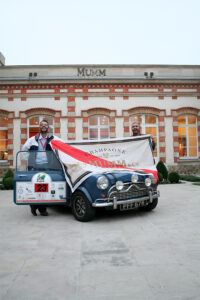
[92,190,160,209]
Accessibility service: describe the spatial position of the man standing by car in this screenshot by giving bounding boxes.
[131,121,156,151]
[22,119,58,216]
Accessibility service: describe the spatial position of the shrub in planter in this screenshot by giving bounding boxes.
[157,172,163,183]
[3,169,14,179]
[3,169,14,190]
[156,160,168,180]
[168,172,180,183]
[3,177,14,190]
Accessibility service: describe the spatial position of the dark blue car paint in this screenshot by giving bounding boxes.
[14,151,159,215]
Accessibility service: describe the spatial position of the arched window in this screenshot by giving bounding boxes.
[28,115,54,138]
[0,117,8,160]
[130,114,159,157]
[178,115,198,158]
[89,115,110,140]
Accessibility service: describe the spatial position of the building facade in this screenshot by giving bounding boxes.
[0,62,200,177]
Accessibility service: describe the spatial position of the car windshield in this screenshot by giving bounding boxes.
[16,151,63,172]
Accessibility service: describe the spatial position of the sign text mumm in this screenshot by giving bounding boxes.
[77,68,106,77]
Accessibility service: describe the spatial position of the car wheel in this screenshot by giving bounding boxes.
[140,198,158,211]
[72,191,96,222]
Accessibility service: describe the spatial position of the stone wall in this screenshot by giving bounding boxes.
[1,162,200,179]
[168,162,200,175]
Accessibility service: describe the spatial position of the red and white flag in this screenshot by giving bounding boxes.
[51,135,157,192]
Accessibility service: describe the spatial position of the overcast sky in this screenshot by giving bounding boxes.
[1,0,200,66]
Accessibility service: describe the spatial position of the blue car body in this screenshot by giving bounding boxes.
[14,150,160,221]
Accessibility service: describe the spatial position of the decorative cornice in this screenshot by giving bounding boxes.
[21,107,60,117]
[0,92,199,99]
[172,107,199,116]
[1,79,200,85]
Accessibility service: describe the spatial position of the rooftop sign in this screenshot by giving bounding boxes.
[77,67,106,77]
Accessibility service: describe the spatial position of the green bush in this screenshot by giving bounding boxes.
[180,175,200,182]
[3,177,14,190]
[156,160,168,180]
[157,172,163,183]
[168,172,180,183]
[3,169,14,178]
[3,169,14,190]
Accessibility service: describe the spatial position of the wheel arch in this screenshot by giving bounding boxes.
[75,186,93,204]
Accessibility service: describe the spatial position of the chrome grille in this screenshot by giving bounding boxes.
[108,182,149,200]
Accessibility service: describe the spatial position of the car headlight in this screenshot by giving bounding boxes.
[145,177,152,187]
[116,181,124,191]
[131,174,138,183]
[97,175,109,190]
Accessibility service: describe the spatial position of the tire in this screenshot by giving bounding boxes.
[72,191,96,222]
[140,198,158,211]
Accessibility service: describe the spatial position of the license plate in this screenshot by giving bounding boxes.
[35,183,48,192]
[120,201,146,211]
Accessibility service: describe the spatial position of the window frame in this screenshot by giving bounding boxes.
[178,114,198,159]
[88,115,110,140]
[129,114,159,160]
[0,117,8,162]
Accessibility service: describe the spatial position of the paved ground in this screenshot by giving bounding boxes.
[0,182,200,300]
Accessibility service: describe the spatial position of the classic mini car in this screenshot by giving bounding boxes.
[14,150,160,222]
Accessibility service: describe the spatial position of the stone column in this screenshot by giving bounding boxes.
[13,118,21,168]
[164,117,174,165]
